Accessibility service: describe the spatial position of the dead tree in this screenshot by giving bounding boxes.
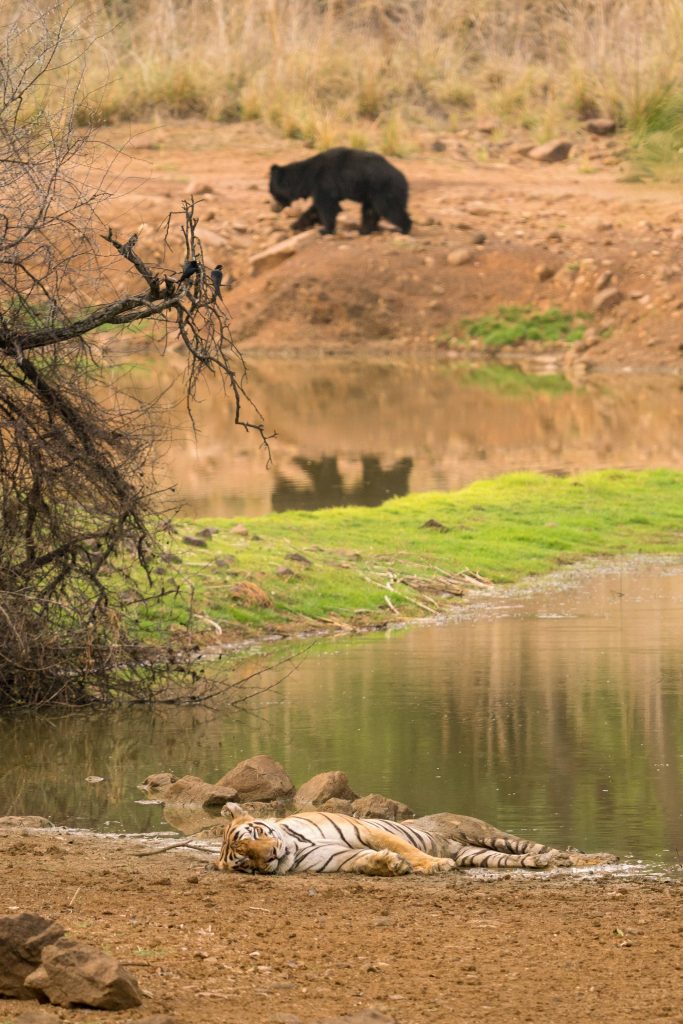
[0,3,269,706]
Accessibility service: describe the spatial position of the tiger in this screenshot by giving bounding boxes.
[215,807,607,877]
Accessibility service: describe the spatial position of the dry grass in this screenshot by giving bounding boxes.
[31,0,683,161]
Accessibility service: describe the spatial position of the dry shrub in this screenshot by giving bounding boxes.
[66,0,683,154]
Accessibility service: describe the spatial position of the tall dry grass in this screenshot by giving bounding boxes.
[67,0,683,160]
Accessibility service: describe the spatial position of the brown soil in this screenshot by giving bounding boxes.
[105,120,683,374]
[1,829,681,1024]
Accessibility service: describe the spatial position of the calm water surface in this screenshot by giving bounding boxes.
[140,358,683,516]
[2,563,682,866]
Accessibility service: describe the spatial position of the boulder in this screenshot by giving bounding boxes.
[294,771,358,810]
[318,798,355,815]
[352,794,414,821]
[24,937,143,1009]
[161,775,238,808]
[217,755,295,802]
[138,772,177,791]
[0,816,52,829]
[0,913,65,998]
[249,230,317,276]
[528,139,572,163]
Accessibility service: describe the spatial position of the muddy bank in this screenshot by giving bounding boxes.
[0,829,680,1024]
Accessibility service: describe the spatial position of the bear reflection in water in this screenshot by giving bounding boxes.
[272,455,413,512]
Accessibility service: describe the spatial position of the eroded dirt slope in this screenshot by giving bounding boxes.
[103,120,683,374]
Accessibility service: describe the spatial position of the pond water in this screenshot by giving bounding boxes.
[2,561,682,867]
[139,357,683,517]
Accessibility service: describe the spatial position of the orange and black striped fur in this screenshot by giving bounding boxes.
[216,809,613,876]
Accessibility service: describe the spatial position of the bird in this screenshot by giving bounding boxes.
[178,259,200,284]
[210,264,223,301]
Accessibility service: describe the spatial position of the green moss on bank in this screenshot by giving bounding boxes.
[138,470,683,643]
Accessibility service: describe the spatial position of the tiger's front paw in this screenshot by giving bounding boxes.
[375,850,412,876]
[414,856,457,875]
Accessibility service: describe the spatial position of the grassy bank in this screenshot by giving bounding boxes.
[140,470,683,645]
[36,0,683,171]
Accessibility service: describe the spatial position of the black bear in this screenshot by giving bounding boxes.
[269,147,411,236]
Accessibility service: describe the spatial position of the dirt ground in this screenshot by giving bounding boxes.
[1,828,682,1024]
[103,119,683,374]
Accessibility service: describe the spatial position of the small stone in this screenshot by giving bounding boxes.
[447,247,474,266]
[431,139,447,152]
[421,518,449,532]
[230,524,249,536]
[138,772,177,791]
[13,1010,62,1024]
[285,551,312,566]
[585,118,616,135]
[229,581,273,608]
[595,270,613,291]
[188,181,214,195]
[182,535,208,548]
[535,263,556,282]
[528,139,573,162]
[593,287,624,312]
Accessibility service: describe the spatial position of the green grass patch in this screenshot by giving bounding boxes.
[458,306,589,350]
[137,470,683,647]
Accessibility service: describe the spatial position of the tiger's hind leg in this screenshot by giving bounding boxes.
[357,824,456,875]
[450,844,552,870]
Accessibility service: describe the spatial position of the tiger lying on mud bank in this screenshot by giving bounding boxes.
[217,807,618,876]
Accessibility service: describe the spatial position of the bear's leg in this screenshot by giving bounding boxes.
[360,202,380,234]
[291,204,321,232]
[313,193,340,234]
[373,195,412,234]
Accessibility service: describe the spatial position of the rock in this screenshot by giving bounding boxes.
[182,535,208,548]
[528,139,572,162]
[220,800,289,820]
[421,518,449,532]
[197,527,218,538]
[595,270,613,291]
[352,794,414,821]
[294,771,359,810]
[229,581,273,607]
[585,117,616,135]
[286,552,312,565]
[217,755,295,802]
[535,263,556,282]
[446,247,474,266]
[188,181,214,195]
[0,913,65,998]
[319,798,355,815]
[431,139,447,152]
[24,937,143,1009]
[138,772,177,791]
[0,816,52,829]
[593,287,624,312]
[249,230,317,276]
[229,523,249,536]
[137,1016,180,1024]
[161,775,238,808]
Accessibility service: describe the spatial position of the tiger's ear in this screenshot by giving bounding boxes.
[221,801,245,821]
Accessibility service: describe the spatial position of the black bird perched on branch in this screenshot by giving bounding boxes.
[210,264,223,301]
[178,259,199,284]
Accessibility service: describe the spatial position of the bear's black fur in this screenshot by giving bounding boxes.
[269,147,411,236]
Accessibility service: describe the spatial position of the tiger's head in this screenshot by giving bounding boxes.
[216,814,289,874]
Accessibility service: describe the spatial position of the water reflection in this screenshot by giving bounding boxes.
[135,357,683,517]
[272,455,413,511]
[1,564,682,864]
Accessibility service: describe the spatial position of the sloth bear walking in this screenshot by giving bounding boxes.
[269,147,411,236]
